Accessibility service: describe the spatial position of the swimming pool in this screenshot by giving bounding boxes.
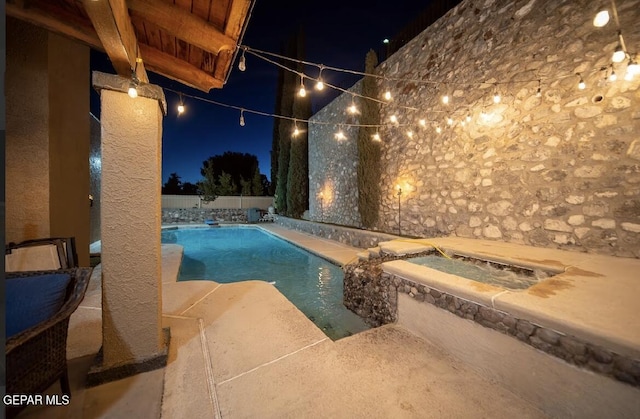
[161,226,370,340]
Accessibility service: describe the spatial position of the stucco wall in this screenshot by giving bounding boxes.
[309,0,640,258]
[6,18,51,242]
[100,88,164,367]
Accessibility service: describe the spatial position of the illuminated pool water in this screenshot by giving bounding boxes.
[161,226,370,340]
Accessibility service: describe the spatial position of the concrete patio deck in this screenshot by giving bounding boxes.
[15,224,550,418]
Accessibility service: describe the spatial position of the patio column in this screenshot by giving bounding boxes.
[89,72,168,383]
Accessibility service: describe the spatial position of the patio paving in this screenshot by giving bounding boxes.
[16,225,548,418]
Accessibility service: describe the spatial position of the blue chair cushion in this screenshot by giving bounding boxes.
[6,273,71,339]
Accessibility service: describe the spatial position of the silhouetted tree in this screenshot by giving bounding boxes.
[162,172,183,194]
[182,182,199,195]
[270,46,285,196]
[200,151,262,195]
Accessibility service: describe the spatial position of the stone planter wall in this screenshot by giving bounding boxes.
[344,251,640,387]
[308,0,640,258]
[276,216,398,249]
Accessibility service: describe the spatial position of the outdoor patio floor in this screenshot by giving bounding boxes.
[21,223,640,418]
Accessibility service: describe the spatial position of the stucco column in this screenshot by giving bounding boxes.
[92,72,168,374]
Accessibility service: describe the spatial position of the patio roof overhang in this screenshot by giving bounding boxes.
[7,0,254,92]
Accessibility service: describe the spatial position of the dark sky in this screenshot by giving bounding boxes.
[91,0,435,185]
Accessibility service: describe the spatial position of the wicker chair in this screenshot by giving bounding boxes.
[5,237,79,272]
[6,267,92,418]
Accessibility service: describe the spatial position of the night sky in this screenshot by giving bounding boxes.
[90,0,434,185]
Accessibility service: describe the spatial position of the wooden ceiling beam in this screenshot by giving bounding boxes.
[226,0,252,38]
[82,0,148,83]
[8,3,221,92]
[139,44,224,92]
[128,0,237,54]
[7,2,101,50]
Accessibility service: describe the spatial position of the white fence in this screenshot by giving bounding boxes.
[162,195,274,210]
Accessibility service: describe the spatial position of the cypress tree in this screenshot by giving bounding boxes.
[270,46,285,196]
[357,50,382,228]
[274,35,298,215]
[287,31,311,218]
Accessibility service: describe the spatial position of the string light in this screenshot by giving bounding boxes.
[372,129,381,141]
[418,119,426,127]
[466,114,472,123]
[335,126,346,140]
[347,96,358,114]
[389,114,398,124]
[536,79,542,97]
[128,83,138,98]
[298,76,307,97]
[435,126,442,134]
[593,10,610,27]
[239,109,246,126]
[384,89,392,101]
[609,64,617,82]
[177,93,185,115]
[406,130,414,139]
[447,117,453,126]
[238,48,247,71]
[442,94,449,104]
[316,66,325,90]
[577,73,586,90]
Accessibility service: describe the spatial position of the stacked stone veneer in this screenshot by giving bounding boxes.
[276,216,399,248]
[308,0,640,258]
[344,251,640,387]
[162,208,247,224]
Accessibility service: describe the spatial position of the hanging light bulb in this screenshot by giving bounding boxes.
[447,117,453,126]
[466,113,472,123]
[577,74,586,90]
[372,130,381,142]
[238,48,246,71]
[593,10,610,27]
[128,81,138,98]
[493,85,501,103]
[442,94,449,104]
[612,43,626,63]
[292,120,300,137]
[239,109,245,126]
[536,80,542,97]
[298,76,307,97]
[389,114,398,124]
[334,128,346,140]
[316,66,324,90]
[435,126,442,134]
[609,68,617,82]
[406,130,413,139]
[177,94,185,115]
[384,90,392,101]
[418,119,426,127]
[347,97,358,114]
[626,59,640,80]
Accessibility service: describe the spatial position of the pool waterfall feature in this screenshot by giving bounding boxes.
[344,240,640,417]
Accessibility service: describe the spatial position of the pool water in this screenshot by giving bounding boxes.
[407,254,550,290]
[161,227,370,340]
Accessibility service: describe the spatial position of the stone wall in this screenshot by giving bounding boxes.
[344,251,640,388]
[308,80,363,227]
[309,0,640,258]
[162,208,248,224]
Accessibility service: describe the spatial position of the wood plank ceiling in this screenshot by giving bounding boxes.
[7,0,254,92]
